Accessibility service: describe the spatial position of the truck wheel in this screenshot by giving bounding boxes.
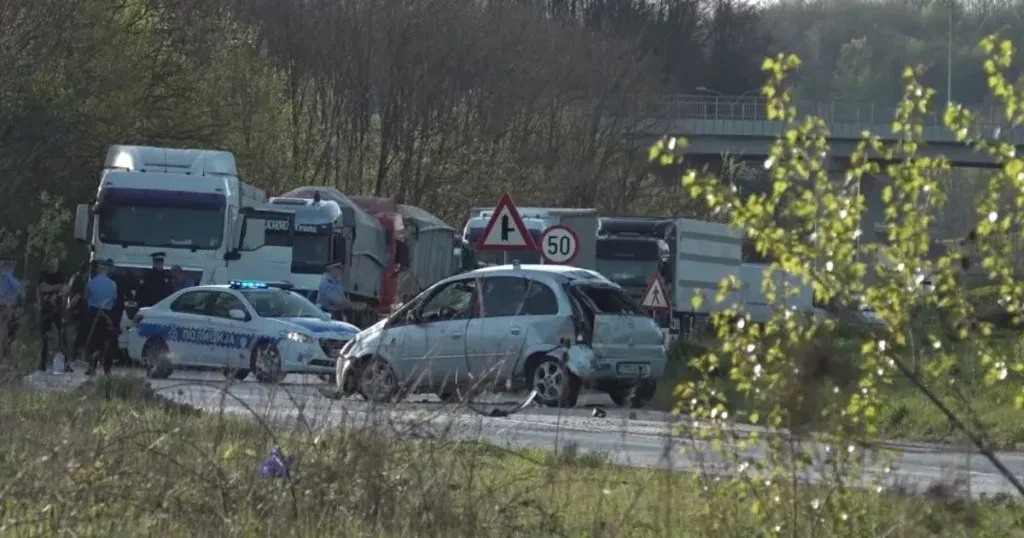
[608,381,657,409]
[143,339,173,379]
[251,342,285,384]
[527,356,580,408]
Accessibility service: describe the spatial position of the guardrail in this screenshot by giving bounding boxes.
[631,95,1013,127]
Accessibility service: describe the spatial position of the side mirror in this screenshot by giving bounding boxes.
[74,204,91,243]
[228,309,247,321]
[231,213,244,249]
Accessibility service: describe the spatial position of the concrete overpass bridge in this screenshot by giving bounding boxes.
[628,94,1024,168]
[622,95,1024,245]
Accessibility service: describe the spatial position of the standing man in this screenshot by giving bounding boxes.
[0,257,22,357]
[36,259,68,372]
[136,252,173,308]
[169,265,194,291]
[318,262,365,322]
[84,258,118,376]
[65,261,94,363]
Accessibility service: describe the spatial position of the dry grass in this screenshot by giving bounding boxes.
[0,372,1021,537]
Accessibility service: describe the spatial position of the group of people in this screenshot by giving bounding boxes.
[0,252,194,376]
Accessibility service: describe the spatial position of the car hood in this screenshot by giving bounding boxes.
[274,317,361,338]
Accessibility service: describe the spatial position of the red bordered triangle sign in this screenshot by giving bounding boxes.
[640,273,671,311]
[475,193,537,252]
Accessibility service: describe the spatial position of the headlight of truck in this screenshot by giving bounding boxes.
[284,331,312,343]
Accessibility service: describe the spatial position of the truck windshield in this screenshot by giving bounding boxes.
[98,205,224,250]
[241,289,327,319]
[265,229,330,273]
[595,259,660,288]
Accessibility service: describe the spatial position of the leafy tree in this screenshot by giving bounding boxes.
[652,33,1024,530]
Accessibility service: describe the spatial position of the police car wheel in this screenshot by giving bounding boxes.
[357,357,398,403]
[527,356,580,408]
[143,339,173,379]
[251,343,285,384]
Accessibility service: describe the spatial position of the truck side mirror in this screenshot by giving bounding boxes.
[73,204,91,243]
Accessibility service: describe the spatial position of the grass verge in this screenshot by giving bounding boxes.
[1,376,1022,536]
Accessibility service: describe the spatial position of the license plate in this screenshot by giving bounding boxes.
[617,363,650,376]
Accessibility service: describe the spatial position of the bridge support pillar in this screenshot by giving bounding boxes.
[827,157,885,270]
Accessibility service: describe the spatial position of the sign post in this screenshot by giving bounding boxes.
[538,225,580,265]
[475,193,536,265]
[640,273,671,313]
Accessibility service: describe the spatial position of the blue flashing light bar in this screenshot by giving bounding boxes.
[230,280,269,289]
[229,280,294,290]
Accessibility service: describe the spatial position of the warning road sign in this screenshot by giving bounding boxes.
[538,225,579,264]
[475,193,536,252]
[640,273,671,311]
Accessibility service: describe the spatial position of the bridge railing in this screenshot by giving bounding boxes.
[631,95,1012,127]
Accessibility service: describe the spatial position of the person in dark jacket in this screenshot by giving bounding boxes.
[136,252,173,308]
[66,261,95,363]
[36,259,67,372]
[108,269,138,366]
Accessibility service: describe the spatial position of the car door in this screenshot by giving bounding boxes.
[394,277,478,391]
[467,276,558,387]
[205,291,255,369]
[162,290,217,366]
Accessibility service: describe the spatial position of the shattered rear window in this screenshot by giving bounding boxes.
[576,285,645,316]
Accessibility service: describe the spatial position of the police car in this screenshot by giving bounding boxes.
[127,281,360,383]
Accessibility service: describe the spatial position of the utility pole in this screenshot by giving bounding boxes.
[947,0,954,105]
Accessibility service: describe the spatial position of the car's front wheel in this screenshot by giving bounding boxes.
[358,356,399,403]
[527,355,580,408]
[142,339,173,379]
[251,342,285,384]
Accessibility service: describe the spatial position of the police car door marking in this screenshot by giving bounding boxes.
[139,323,256,349]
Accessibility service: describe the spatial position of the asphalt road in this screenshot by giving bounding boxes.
[20,367,1024,500]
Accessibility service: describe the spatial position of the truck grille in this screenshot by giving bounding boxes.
[319,338,349,358]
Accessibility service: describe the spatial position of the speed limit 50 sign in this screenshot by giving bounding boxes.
[539,225,580,265]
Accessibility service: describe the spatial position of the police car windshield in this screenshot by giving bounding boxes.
[241,289,326,319]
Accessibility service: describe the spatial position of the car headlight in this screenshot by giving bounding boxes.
[284,331,312,343]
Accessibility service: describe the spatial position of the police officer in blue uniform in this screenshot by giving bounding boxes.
[0,257,22,356]
[318,262,365,322]
[84,258,118,376]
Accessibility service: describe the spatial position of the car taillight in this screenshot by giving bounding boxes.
[132,314,144,327]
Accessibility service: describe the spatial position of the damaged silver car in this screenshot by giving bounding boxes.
[335,264,667,408]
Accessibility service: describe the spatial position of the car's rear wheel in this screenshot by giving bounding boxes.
[608,381,657,409]
[528,356,580,408]
[143,339,173,379]
[251,342,285,384]
[358,356,399,403]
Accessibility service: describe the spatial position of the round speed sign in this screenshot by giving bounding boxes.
[538,225,580,264]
